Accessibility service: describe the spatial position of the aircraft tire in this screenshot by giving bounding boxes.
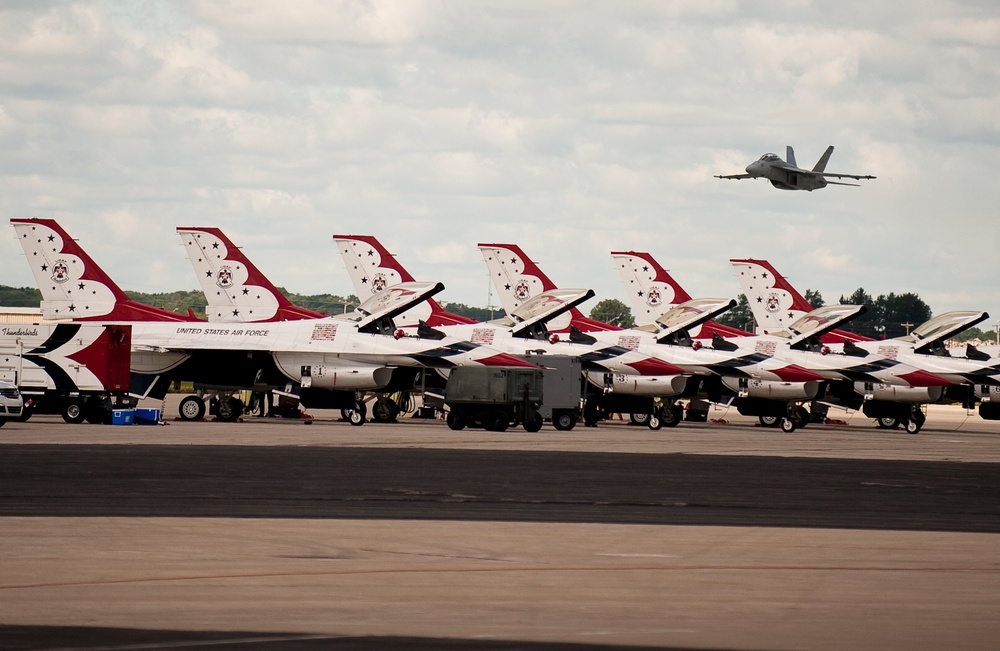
[877,417,899,429]
[178,396,206,421]
[523,412,543,432]
[348,409,365,426]
[629,413,650,426]
[759,415,779,428]
[791,406,809,429]
[663,404,683,428]
[648,413,663,431]
[372,398,398,423]
[216,396,243,422]
[780,418,797,433]
[905,419,921,435]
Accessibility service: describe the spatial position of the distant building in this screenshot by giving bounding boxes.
[0,306,47,323]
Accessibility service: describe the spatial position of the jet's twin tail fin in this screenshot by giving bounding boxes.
[812,146,835,173]
[177,227,325,322]
[786,146,797,168]
[11,218,198,322]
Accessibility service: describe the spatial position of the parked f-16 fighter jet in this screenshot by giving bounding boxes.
[715,145,875,191]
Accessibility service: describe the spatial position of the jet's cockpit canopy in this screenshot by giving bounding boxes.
[760,153,781,162]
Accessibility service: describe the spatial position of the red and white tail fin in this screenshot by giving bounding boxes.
[730,258,872,342]
[10,218,198,322]
[177,227,325,322]
[478,243,617,332]
[611,251,751,339]
[610,251,694,326]
[333,235,476,327]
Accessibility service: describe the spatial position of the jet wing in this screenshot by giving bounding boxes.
[906,311,989,353]
[815,172,876,181]
[787,305,866,350]
[652,298,737,344]
[355,281,445,331]
[508,288,595,338]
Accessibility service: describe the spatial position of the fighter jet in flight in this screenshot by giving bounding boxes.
[715,145,875,191]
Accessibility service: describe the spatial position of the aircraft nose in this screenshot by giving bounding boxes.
[745,163,757,175]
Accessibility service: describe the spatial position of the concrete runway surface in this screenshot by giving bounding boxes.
[1,399,998,650]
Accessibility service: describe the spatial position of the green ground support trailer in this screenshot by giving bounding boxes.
[444,366,544,432]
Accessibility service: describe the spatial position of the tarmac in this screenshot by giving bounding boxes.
[1,397,998,650]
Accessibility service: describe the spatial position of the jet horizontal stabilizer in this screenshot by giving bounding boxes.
[509,288,595,338]
[787,305,866,350]
[908,311,989,354]
[653,298,737,344]
[355,281,445,333]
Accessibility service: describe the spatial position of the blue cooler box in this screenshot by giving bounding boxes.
[134,408,161,425]
[111,409,135,426]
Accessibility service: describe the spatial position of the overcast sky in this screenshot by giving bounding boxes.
[2,1,998,329]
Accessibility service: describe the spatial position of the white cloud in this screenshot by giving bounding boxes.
[191,0,437,44]
[0,1,997,322]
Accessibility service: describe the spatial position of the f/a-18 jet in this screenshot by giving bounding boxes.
[715,145,875,191]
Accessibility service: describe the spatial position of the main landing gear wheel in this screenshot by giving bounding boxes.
[791,406,810,429]
[629,412,650,426]
[179,396,206,421]
[217,396,244,422]
[877,417,899,429]
[759,415,779,428]
[372,397,400,423]
[662,404,683,428]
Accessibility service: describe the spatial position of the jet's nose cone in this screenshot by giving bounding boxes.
[745,163,757,175]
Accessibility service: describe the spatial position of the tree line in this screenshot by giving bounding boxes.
[0,285,501,322]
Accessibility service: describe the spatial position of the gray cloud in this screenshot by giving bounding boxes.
[1,0,997,328]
